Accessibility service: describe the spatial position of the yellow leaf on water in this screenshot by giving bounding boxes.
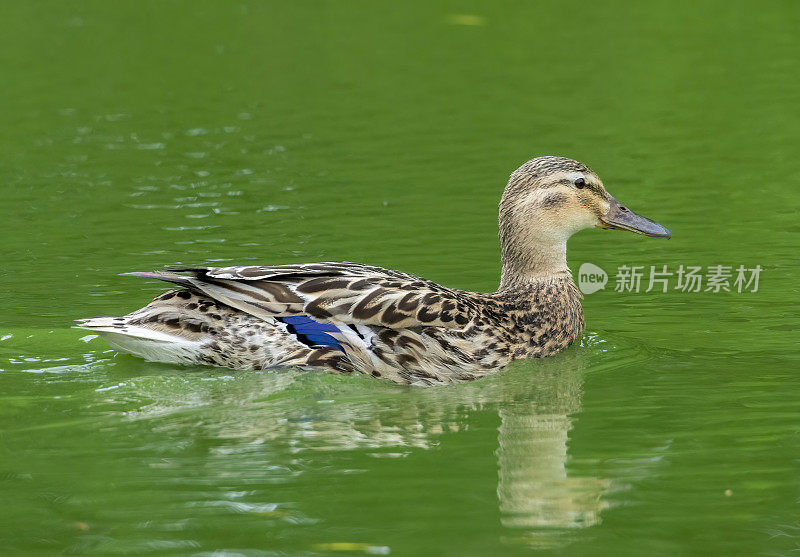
[312,543,390,554]
[445,14,486,26]
[314,543,370,551]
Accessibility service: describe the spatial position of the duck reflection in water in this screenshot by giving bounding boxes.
[116,341,609,548]
[494,350,609,547]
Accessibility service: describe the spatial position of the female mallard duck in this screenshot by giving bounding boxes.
[78,156,669,385]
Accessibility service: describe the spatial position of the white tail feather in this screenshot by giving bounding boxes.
[75,319,204,364]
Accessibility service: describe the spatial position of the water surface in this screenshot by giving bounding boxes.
[2,1,799,555]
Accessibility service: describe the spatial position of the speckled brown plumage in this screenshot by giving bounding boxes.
[78,156,668,385]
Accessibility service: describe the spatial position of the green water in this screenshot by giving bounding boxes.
[2,1,799,555]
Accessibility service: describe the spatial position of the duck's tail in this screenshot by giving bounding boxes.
[75,315,205,365]
[75,288,223,365]
[75,289,319,370]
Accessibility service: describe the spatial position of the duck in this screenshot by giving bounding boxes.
[77,156,670,385]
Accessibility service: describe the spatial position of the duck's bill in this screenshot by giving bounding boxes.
[600,197,671,238]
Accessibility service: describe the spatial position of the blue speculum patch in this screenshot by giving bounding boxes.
[278,315,344,350]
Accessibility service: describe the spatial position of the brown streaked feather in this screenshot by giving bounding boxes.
[126,263,478,331]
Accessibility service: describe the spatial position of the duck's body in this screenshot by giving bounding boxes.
[80,264,583,385]
[78,156,669,385]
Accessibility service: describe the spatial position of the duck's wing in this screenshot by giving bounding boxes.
[122,262,478,330]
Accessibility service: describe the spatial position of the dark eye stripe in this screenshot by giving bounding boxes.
[541,178,607,198]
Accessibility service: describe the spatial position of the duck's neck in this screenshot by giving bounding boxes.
[498,230,571,290]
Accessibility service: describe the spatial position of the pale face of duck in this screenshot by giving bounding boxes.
[499,156,670,284]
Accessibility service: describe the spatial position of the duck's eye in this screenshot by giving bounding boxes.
[574,178,586,189]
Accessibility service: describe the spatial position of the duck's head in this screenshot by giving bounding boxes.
[499,156,670,284]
